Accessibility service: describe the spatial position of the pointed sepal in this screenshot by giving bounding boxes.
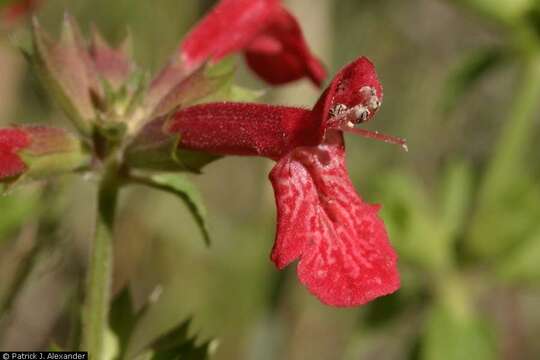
[89,26,135,90]
[31,15,101,135]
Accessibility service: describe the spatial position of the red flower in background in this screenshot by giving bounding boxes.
[0,0,41,27]
[0,128,29,179]
[169,57,405,306]
[181,0,326,86]
[147,0,326,122]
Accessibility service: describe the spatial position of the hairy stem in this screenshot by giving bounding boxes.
[83,161,119,358]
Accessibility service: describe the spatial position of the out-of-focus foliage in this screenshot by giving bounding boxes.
[1,0,540,359]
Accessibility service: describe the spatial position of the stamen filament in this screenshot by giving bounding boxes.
[345,127,408,152]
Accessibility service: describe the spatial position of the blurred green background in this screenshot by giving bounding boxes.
[1,0,540,359]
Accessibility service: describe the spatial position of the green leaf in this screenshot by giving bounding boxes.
[441,48,505,114]
[363,288,427,329]
[467,59,540,258]
[110,287,148,360]
[421,303,498,360]
[48,344,64,352]
[451,0,534,24]
[498,227,540,282]
[129,174,210,245]
[439,162,473,239]
[148,319,213,360]
[468,176,540,257]
[377,173,452,271]
[0,190,39,244]
[104,327,120,360]
[0,0,16,8]
[202,84,264,103]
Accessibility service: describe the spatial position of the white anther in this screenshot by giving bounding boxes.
[353,105,370,123]
[330,103,348,117]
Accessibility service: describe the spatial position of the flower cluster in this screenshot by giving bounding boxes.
[0,0,403,307]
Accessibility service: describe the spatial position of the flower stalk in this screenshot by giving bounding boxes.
[83,159,120,358]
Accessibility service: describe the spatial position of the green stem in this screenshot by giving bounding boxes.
[483,56,540,197]
[83,162,120,358]
[470,54,540,254]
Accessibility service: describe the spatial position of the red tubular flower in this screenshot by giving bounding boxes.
[147,0,325,112]
[181,0,326,86]
[168,57,404,307]
[0,128,29,180]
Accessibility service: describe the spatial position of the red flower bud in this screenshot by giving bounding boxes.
[167,56,404,306]
[0,126,88,183]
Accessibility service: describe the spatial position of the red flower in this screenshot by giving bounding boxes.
[0,0,41,27]
[168,57,404,306]
[148,0,326,112]
[0,128,29,180]
[181,0,325,86]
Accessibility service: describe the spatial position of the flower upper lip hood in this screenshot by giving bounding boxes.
[315,57,383,131]
[179,0,326,86]
[167,57,402,307]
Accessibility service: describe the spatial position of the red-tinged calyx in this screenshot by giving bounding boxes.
[22,126,83,155]
[0,126,89,183]
[89,27,134,90]
[0,128,30,180]
[270,131,399,306]
[180,0,325,86]
[31,17,145,138]
[31,15,102,135]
